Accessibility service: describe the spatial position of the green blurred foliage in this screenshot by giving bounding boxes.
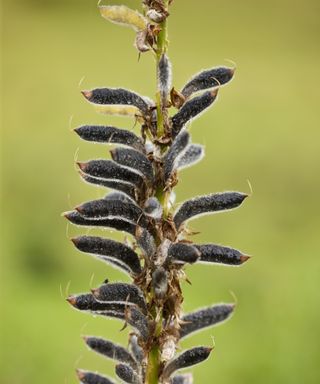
[1,0,320,383]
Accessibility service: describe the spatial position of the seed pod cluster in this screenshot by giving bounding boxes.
[67,2,248,383]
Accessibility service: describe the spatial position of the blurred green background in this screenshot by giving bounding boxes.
[2,0,320,383]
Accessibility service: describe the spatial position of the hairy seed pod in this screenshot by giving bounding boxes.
[92,283,147,314]
[76,369,116,384]
[84,336,137,368]
[80,173,137,200]
[179,304,235,339]
[74,125,144,152]
[82,88,150,114]
[171,90,218,137]
[135,29,150,52]
[158,54,172,101]
[77,160,144,188]
[167,243,200,265]
[181,66,235,98]
[163,130,190,181]
[177,144,204,171]
[171,374,193,384]
[162,346,213,378]
[71,236,142,275]
[64,210,137,236]
[129,334,144,364]
[111,147,154,182]
[195,243,250,266]
[76,199,148,228]
[99,5,147,31]
[144,197,163,219]
[173,191,248,229]
[147,9,166,23]
[67,293,124,313]
[115,363,142,384]
[125,307,150,341]
[152,267,168,299]
[135,226,156,258]
[104,191,136,204]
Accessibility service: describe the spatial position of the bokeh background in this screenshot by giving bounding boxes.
[2,0,320,383]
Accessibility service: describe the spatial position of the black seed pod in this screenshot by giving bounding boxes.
[171,373,193,384]
[64,210,137,236]
[163,130,190,181]
[135,226,156,258]
[162,346,213,378]
[111,147,154,182]
[74,125,144,152]
[158,53,172,101]
[181,66,235,98]
[104,191,136,204]
[76,369,116,384]
[144,197,163,219]
[71,236,142,275]
[179,304,235,339]
[76,199,148,228]
[152,267,168,299]
[67,293,122,313]
[82,88,150,114]
[80,173,137,200]
[115,363,142,384]
[129,334,144,364]
[84,336,137,368]
[125,307,150,341]
[167,243,200,265]
[77,160,144,188]
[177,144,204,171]
[171,90,218,137]
[92,283,147,314]
[195,243,250,266]
[173,191,248,229]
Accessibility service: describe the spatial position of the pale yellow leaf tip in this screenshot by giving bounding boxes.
[99,5,147,32]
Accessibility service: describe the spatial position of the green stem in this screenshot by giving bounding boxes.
[146,5,170,383]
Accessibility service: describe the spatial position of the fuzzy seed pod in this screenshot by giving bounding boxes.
[171,374,193,384]
[115,363,142,384]
[76,369,116,384]
[135,226,157,258]
[64,210,137,236]
[71,236,142,276]
[162,346,213,379]
[92,283,147,314]
[144,197,163,219]
[104,191,136,204]
[180,304,235,339]
[195,243,250,266]
[173,191,248,229]
[111,147,154,183]
[67,293,124,313]
[129,334,144,364]
[126,307,150,341]
[76,199,148,228]
[163,130,190,181]
[181,66,235,98]
[80,173,138,200]
[147,9,166,23]
[167,243,200,265]
[152,267,168,299]
[176,144,204,171]
[158,54,172,101]
[75,125,144,152]
[99,5,147,31]
[171,90,218,137]
[82,88,150,114]
[84,336,137,368]
[78,160,144,188]
[135,29,150,52]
